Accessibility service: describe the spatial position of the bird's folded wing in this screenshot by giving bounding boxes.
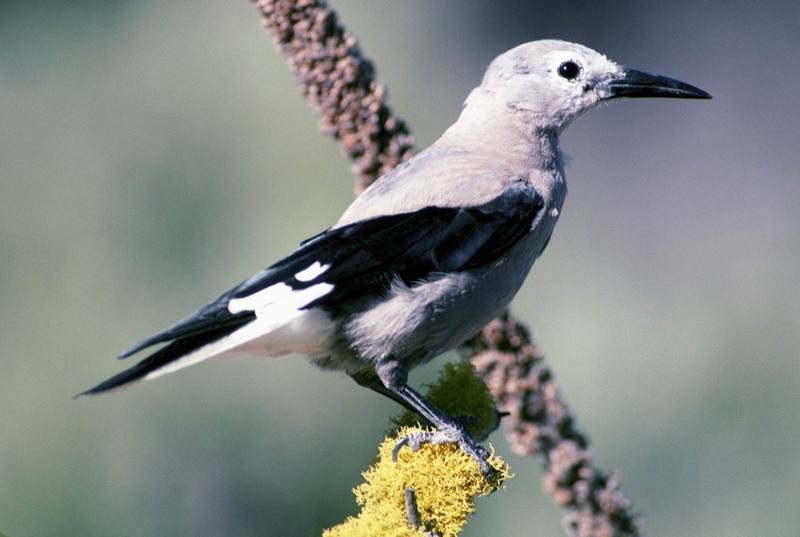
[119,186,544,359]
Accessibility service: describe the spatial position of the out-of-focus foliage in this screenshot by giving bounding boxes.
[1,1,798,536]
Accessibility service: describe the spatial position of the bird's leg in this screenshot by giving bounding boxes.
[387,382,496,478]
[350,371,423,418]
[351,371,504,440]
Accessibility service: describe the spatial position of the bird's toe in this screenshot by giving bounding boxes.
[392,425,498,480]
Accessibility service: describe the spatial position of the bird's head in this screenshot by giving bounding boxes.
[473,40,711,133]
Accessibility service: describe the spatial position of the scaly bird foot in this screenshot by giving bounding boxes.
[392,424,496,479]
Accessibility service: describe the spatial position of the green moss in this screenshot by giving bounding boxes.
[390,361,497,438]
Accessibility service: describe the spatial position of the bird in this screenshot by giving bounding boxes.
[80,40,710,474]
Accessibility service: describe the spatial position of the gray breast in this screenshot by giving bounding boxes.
[320,145,567,377]
[340,227,547,374]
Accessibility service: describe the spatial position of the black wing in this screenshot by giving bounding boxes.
[118,187,544,359]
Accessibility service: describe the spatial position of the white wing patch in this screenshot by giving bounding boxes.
[294,261,330,282]
[228,283,294,314]
[252,283,334,319]
[227,282,333,315]
[146,281,335,381]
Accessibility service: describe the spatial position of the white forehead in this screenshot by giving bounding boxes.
[482,40,617,84]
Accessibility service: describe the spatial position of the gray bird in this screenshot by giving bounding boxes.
[81,40,710,473]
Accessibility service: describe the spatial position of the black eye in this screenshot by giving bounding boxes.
[558,61,581,81]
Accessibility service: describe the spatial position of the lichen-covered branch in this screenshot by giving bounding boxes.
[325,362,509,536]
[323,425,509,537]
[251,0,644,535]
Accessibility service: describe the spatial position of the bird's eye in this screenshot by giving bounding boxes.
[557,61,581,81]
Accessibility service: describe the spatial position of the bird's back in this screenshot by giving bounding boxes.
[324,138,567,375]
[336,143,541,226]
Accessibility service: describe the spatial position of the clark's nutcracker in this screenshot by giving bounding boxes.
[81,40,710,473]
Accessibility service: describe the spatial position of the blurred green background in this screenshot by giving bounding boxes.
[1,1,799,536]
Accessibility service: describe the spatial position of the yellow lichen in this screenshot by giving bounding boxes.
[323,426,510,537]
[325,362,511,536]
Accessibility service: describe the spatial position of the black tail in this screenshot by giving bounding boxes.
[76,321,251,397]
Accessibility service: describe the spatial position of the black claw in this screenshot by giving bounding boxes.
[384,383,499,480]
[392,436,412,461]
[454,415,480,428]
[392,426,498,480]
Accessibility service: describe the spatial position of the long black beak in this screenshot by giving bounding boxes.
[608,68,711,99]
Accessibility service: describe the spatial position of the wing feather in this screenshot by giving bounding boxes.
[118,186,543,359]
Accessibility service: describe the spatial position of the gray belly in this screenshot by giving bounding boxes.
[320,228,548,377]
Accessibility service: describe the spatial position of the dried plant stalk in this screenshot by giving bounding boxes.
[253,0,415,193]
[464,313,643,536]
[252,0,644,535]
